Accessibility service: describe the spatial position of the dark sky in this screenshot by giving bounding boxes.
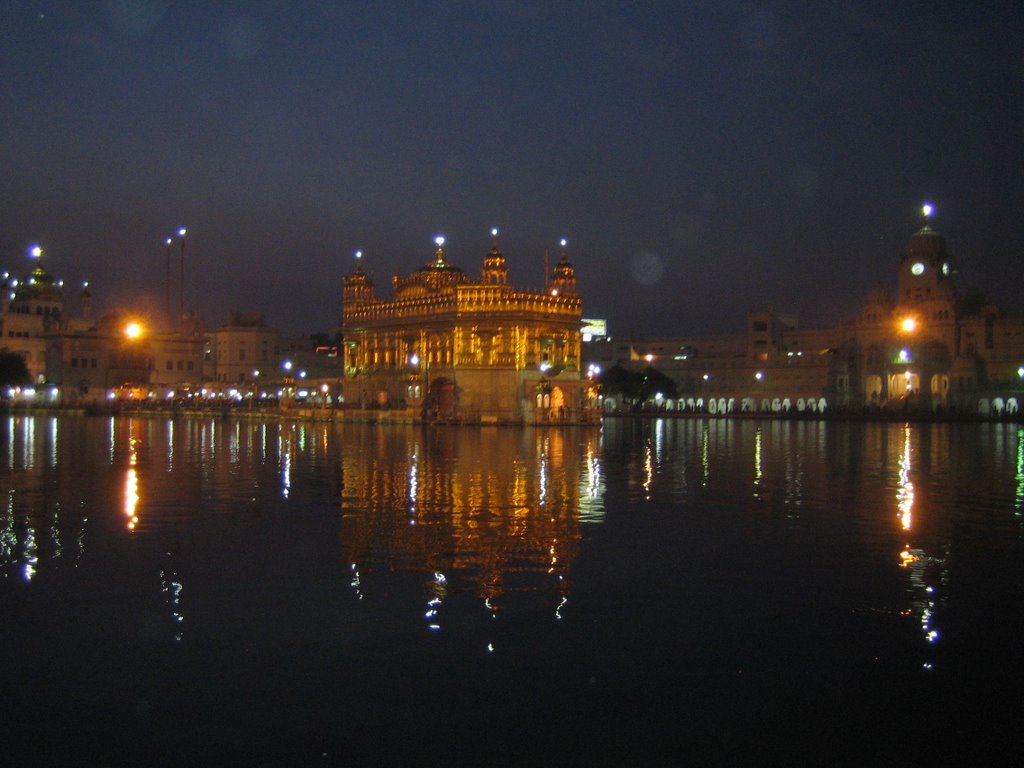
[2,1,1022,337]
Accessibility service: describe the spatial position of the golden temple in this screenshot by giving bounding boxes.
[341,234,597,423]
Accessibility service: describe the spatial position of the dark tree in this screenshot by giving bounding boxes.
[600,365,644,407]
[0,351,31,390]
[638,366,679,402]
[600,364,679,408]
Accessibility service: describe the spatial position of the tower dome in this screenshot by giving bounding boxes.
[481,229,508,285]
[342,251,376,306]
[549,239,576,296]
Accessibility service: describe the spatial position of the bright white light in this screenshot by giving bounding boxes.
[410,353,420,366]
[539,361,551,372]
[560,238,567,248]
[703,373,710,380]
[166,237,172,246]
[298,370,306,379]
[755,371,764,380]
[435,235,445,247]
[29,244,42,259]
[354,249,362,260]
[490,227,498,237]
[922,203,934,219]
[283,360,293,371]
[178,227,187,237]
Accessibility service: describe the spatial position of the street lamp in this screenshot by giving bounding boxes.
[165,236,173,324]
[178,227,187,323]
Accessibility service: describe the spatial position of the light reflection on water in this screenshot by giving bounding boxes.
[0,414,1022,763]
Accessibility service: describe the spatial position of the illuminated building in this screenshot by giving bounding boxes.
[207,311,281,384]
[341,234,595,423]
[588,207,1024,417]
[0,247,62,384]
[1,247,204,404]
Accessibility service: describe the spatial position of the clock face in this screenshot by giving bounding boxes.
[911,262,925,276]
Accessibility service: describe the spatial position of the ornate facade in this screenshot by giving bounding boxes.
[341,235,595,423]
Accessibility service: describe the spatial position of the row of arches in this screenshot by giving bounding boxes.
[600,396,829,415]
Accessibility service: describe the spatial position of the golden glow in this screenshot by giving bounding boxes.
[125,437,140,531]
[124,322,143,339]
[897,424,913,531]
[900,317,917,333]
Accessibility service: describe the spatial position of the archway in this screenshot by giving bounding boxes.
[550,386,566,420]
[865,375,882,402]
[425,377,456,420]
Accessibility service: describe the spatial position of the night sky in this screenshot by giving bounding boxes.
[2,2,1022,337]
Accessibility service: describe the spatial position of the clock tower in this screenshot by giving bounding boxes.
[896,204,957,316]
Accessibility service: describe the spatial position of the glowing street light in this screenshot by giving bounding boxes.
[900,317,917,333]
[29,244,43,259]
[124,322,143,339]
[922,202,934,220]
[177,227,188,323]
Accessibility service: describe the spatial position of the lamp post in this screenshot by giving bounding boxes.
[165,237,173,326]
[178,227,187,325]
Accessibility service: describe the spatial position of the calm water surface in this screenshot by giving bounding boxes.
[1,415,1022,766]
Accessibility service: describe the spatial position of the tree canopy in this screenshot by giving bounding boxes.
[599,364,678,408]
[0,351,31,390]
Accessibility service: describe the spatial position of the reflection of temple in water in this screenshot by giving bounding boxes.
[339,426,602,607]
